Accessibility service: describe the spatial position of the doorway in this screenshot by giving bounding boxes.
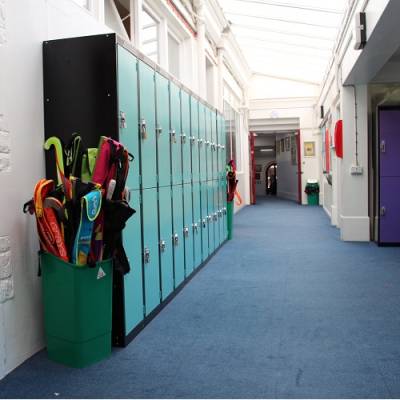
[266,162,277,195]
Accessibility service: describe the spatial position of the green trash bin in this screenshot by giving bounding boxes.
[40,252,113,368]
[227,201,234,240]
[305,180,319,206]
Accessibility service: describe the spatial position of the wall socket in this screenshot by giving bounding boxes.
[350,165,363,175]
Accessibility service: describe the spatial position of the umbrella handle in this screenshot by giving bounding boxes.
[44,137,65,186]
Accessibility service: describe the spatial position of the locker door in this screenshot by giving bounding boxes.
[208,181,216,253]
[142,188,160,315]
[192,182,202,268]
[218,114,224,181]
[212,112,218,180]
[199,104,207,182]
[158,186,174,300]
[181,90,191,184]
[200,182,208,261]
[172,185,185,286]
[190,97,200,183]
[183,183,194,276]
[117,46,140,191]
[218,178,224,245]
[170,82,182,185]
[214,179,220,247]
[205,108,212,181]
[222,178,228,240]
[156,73,171,187]
[123,189,143,334]
[138,61,157,189]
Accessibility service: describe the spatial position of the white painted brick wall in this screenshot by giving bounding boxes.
[0,0,6,45]
[0,236,12,302]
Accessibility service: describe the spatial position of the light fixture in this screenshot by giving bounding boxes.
[260,148,273,152]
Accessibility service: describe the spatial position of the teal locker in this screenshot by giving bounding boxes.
[213,180,220,247]
[156,73,171,187]
[172,185,185,286]
[218,178,224,245]
[142,188,160,315]
[138,61,157,189]
[181,90,191,184]
[200,182,208,260]
[117,46,140,191]
[190,96,200,183]
[217,114,224,181]
[158,186,174,300]
[170,82,182,185]
[183,183,194,276]
[222,179,228,240]
[192,181,202,268]
[199,103,207,182]
[123,189,144,334]
[207,181,216,253]
[211,112,218,180]
[205,108,212,181]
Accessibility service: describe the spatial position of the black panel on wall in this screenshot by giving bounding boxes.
[43,33,118,181]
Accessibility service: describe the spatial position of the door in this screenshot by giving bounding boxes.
[142,188,160,315]
[190,97,200,183]
[138,61,157,189]
[379,108,400,244]
[249,132,256,205]
[208,181,216,253]
[117,46,140,191]
[181,90,191,184]
[212,112,218,180]
[172,185,185,286]
[296,130,302,204]
[192,181,202,268]
[158,186,174,300]
[156,73,171,187]
[199,103,207,182]
[123,189,143,335]
[183,183,194,276]
[206,108,213,181]
[200,181,208,260]
[170,82,182,185]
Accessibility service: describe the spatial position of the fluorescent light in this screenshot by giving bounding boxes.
[260,148,273,152]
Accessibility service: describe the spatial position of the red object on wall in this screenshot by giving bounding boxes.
[334,119,343,158]
[325,128,330,172]
[249,132,256,205]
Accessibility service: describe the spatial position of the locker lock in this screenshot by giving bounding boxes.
[380,206,386,217]
[207,215,212,222]
[120,111,127,129]
[183,226,189,237]
[192,222,199,233]
[156,125,162,135]
[170,129,177,143]
[218,210,222,218]
[223,207,227,215]
[181,133,187,144]
[198,138,203,146]
[190,136,197,144]
[380,140,386,153]
[173,233,179,246]
[144,247,150,264]
[202,219,207,228]
[205,140,210,146]
[213,213,218,221]
[159,240,166,252]
[140,119,147,139]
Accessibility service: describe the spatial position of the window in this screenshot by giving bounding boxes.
[168,33,180,78]
[206,58,215,105]
[224,101,240,169]
[113,0,131,39]
[142,9,159,63]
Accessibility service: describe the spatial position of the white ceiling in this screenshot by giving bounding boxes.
[217,0,348,84]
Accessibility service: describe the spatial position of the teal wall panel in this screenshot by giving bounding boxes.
[183,183,194,276]
[170,82,182,185]
[156,73,171,187]
[190,97,200,183]
[142,188,160,315]
[123,189,143,334]
[117,46,140,191]
[192,182,202,268]
[158,186,174,300]
[181,90,191,184]
[138,61,157,189]
[172,184,185,286]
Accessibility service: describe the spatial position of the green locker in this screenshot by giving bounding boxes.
[222,179,228,240]
[170,82,182,185]
[181,90,191,184]
[190,96,200,183]
[218,178,224,245]
[211,112,218,180]
[183,183,194,276]
[205,108,212,181]
[199,103,207,182]
[156,73,171,187]
[217,114,224,181]
[200,182,208,261]
[123,190,144,334]
[192,182,202,268]
[117,46,140,191]
[158,186,174,300]
[213,180,220,247]
[172,185,185,286]
[138,61,157,189]
[142,188,160,315]
[208,181,216,253]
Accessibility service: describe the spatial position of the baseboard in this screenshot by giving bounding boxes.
[340,215,370,241]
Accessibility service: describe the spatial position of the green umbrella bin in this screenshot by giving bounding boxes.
[40,252,113,368]
[305,180,320,206]
[227,201,234,240]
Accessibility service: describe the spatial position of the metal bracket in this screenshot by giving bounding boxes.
[140,118,147,139]
[120,111,127,129]
[144,247,150,264]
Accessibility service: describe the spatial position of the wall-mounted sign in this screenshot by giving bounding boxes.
[304,141,315,157]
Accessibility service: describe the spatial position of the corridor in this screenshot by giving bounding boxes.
[2,198,400,398]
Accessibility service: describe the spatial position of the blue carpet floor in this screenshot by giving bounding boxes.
[2,197,400,398]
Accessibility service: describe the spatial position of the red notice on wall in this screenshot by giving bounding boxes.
[325,128,330,172]
[334,120,343,158]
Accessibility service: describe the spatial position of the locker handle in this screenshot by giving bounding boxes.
[223,207,227,215]
[190,136,197,145]
[183,226,189,237]
[181,133,187,144]
[173,233,179,246]
[192,223,199,233]
[156,125,162,135]
[202,219,207,228]
[218,210,222,217]
[205,141,210,146]
[170,129,176,143]
[380,140,386,153]
[120,111,127,129]
[144,247,150,264]
[380,206,386,216]
[140,119,147,139]
[159,240,166,252]
[207,215,212,222]
[198,138,203,146]
[213,213,218,221]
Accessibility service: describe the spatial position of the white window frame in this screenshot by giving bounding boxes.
[167,29,182,79]
[141,6,161,64]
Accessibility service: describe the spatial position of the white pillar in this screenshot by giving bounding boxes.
[216,45,224,113]
[196,2,206,99]
[158,18,168,70]
[132,0,143,48]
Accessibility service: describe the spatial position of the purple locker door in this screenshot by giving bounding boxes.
[379,108,400,243]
